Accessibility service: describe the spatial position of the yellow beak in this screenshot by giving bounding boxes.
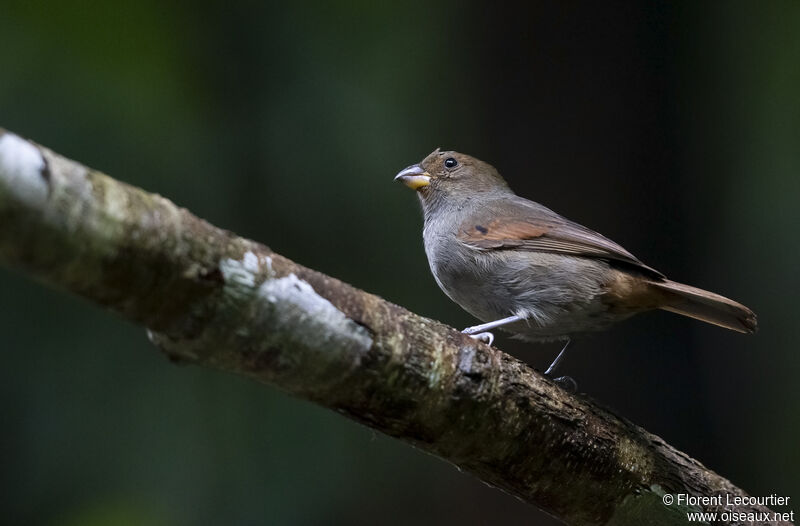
[394,164,431,190]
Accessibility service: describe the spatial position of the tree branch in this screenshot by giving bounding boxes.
[0,128,787,525]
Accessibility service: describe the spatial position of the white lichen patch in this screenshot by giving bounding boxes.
[258,273,373,365]
[0,132,47,208]
[220,252,270,296]
[220,256,258,292]
[242,250,259,273]
[216,255,372,380]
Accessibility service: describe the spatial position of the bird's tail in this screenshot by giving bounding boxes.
[648,279,758,334]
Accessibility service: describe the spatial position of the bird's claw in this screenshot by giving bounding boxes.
[464,330,494,346]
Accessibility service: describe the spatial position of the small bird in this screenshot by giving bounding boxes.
[395,149,757,380]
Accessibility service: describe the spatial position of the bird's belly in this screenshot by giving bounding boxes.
[429,248,631,341]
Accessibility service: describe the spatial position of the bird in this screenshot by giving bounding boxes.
[394,149,757,382]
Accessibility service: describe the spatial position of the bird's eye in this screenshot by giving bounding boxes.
[444,157,458,169]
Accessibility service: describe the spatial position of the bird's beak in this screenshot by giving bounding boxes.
[394,164,431,190]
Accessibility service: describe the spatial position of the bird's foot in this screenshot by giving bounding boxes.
[549,375,578,393]
[462,329,494,346]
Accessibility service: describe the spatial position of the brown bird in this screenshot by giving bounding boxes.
[395,149,757,381]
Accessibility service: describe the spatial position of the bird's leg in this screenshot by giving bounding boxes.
[544,339,570,375]
[462,314,525,347]
[544,339,577,392]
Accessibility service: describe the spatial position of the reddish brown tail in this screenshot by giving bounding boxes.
[649,279,758,334]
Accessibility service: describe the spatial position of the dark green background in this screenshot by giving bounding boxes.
[1,2,798,525]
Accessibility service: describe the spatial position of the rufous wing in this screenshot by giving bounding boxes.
[458,206,664,278]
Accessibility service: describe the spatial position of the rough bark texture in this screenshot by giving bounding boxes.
[0,128,789,526]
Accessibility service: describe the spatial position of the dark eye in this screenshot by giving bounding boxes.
[444,157,458,169]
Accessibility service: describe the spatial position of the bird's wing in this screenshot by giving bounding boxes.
[458,198,665,278]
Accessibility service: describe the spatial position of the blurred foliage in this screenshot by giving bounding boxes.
[1,1,798,525]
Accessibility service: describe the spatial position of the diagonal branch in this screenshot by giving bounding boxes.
[0,128,786,526]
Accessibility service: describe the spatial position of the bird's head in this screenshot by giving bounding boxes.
[394,149,511,211]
